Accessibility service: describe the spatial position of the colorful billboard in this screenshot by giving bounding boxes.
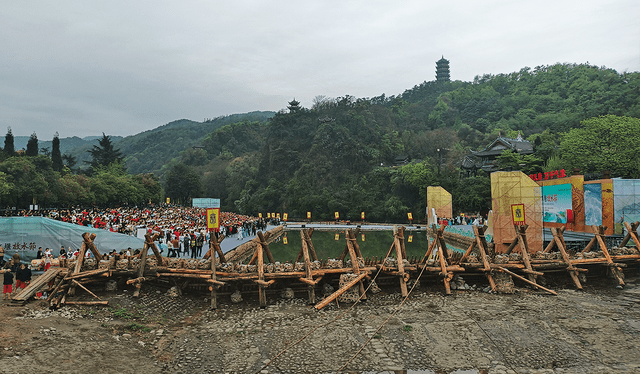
[542,184,572,223]
[613,179,640,225]
[584,183,603,226]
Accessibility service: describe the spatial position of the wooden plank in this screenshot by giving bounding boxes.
[257,232,275,264]
[314,273,366,310]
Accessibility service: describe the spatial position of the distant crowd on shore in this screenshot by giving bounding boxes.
[5,206,278,251]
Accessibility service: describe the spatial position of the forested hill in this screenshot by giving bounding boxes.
[2,63,639,221]
[161,63,640,222]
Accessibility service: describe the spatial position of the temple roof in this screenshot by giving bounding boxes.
[470,136,533,157]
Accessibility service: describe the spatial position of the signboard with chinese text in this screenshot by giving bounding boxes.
[541,184,572,223]
[511,204,526,225]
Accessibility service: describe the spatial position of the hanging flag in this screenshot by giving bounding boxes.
[276,213,280,219]
[166,197,170,204]
[334,212,340,220]
[283,213,288,221]
[407,212,413,221]
[283,236,288,245]
[408,235,413,243]
[361,212,365,220]
[267,213,271,218]
[307,211,311,219]
[258,213,263,218]
[334,233,340,241]
[361,233,365,241]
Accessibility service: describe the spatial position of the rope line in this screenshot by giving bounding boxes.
[252,232,399,374]
[334,247,433,373]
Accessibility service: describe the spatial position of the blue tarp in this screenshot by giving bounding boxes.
[0,216,145,261]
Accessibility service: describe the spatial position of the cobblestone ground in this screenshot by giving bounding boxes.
[2,274,640,374]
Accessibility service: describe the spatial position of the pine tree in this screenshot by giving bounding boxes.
[4,127,15,156]
[26,132,39,156]
[52,132,63,172]
[86,133,123,169]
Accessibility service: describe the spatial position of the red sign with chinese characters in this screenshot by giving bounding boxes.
[529,169,566,182]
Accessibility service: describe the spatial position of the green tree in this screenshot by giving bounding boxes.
[26,132,39,156]
[51,132,64,172]
[4,127,15,156]
[86,133,123,169]
[560,115,640,178]
[164,163,201,205]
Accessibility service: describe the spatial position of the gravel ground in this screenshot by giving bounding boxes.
[2,272,640,374]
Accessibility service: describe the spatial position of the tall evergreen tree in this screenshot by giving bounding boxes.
[51,132,63,172]
[86,133,123,169]
[4,127,15,156]
[26,132,39,156]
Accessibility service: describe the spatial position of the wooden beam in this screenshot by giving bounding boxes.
[393,226,409,297]
[314,273,366,310]
[498,267,557,295]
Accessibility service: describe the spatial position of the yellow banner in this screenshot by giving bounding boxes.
[166,197,170,204]
[206,208,220,230]
[334,233,339,241]
[511,204,526,225]
[334,212,339,220]
[408,235,413,243]
[283,237,288,245]
[258,213,262,218]
[283,213,288,221]
[307,211,311,219]
[267,213,271,218]
[407,212,413,220]
[361,234,365,242]
[361,212,365,220]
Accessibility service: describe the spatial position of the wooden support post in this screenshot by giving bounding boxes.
[257,232,276,264]
[82,233,103,262]
[304,229,319,262]
[205,234,226,263]
[210,234,218,309]
[515,225,537,283]
[257,242,266,307]
[346,229,366,300]
[419,235,438,266]
[504,236,519,255]
[68,238,88,297]
[623,222,640,249]
[473,225,496,292]
[301,230,316,304]
[551,227,582,290]
[592,225,624,287]
[393,226,409,297]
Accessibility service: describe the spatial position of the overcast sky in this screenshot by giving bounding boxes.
[2,1,639,138]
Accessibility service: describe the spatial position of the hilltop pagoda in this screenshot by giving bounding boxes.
[436,56,450,83]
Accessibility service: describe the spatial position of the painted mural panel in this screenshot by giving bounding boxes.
[584,183,603,225]
[613,179,640,224]
[541,184,572,223]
